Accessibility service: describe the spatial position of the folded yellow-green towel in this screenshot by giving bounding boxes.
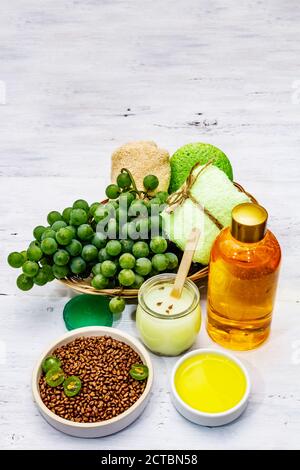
[162,165,251,265]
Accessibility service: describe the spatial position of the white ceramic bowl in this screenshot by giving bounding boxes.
[32,326,153,438]
[171,348,250,427]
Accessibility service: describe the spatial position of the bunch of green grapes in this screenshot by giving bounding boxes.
[8,198,99,290]
[8,170,179,314]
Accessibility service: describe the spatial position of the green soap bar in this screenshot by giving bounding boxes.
[63,294,113,331]
[163,165,251,265]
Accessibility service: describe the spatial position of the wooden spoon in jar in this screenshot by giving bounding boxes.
[171,227,201,299]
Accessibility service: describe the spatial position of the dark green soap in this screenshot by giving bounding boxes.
[63,294,113,331]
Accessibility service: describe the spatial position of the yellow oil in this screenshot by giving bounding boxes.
[174,352,247,413]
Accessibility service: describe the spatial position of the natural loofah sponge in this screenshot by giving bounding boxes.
[169,142,233,193]
[162,164,251,265]
[111,141,171,193]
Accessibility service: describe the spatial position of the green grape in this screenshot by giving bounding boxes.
[119,253,135,269]
[41,238,58,255]
[77,224,94,241]
[119,192,135,208]
[17,274,33,291]
[66,239,82,256]
[92,263,102,276]
[41,228,56,240]
[69,208,88,226]
[132,274,144,288]
[27,244,43,262]
[89,202,101,217]
[143,175,159,191]
[94,205,111,223]
[22,261,39,277]
[65,225,76,238]
[51,220,67,232]
[135,217,150,235]
[70,257,86,274]
[53,249,70,266]
[81,244,98,262]
[132,241,149,258]
[91,274,109,289]
[156,191,169,203]
[120,239,134,253]
[62,207,73,223]
[33,225,46,241]
[39,256,51,266]
[150,236,168,254]
[109,297,125,314]
[165,252,179,270]
[29,240,40,248]
[106,184,120,199]
[55,227,74,246]
[73,199,89,212]
[135,258,152,276]
[7,252,24,268]
[106,240,122,257]
[20,250,27,263]
[33,270,48,286]
[98,248,112,262]
[152,254,169,272]
[118,269,135,286]
[47,211,62,225]
[41,264,55,282]
[91,232,107,249]
[52,264,69,279]
[101,260,117,277]
[117,172,131,189]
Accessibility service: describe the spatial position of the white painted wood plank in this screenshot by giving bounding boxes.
[0,0,299,450]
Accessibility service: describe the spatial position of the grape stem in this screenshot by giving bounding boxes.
[120,168,143,199]
[120,168,152,200]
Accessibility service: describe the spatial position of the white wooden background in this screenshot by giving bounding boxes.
[1,0,300,450]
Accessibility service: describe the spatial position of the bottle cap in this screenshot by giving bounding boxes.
[231,203,268,243]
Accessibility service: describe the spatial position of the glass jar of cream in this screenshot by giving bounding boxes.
[136,274,201,356]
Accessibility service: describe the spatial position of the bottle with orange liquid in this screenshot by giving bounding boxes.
[207,203,281,350]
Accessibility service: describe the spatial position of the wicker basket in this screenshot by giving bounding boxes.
[60,182,257,298]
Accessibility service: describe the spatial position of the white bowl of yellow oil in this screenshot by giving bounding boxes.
[171,349,250,426]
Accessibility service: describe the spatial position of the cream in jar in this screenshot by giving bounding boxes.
[136,274,201,356]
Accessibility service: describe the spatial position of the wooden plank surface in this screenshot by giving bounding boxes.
[0,0,300,450]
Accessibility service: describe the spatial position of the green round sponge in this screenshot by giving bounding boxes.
[169,142,233,193]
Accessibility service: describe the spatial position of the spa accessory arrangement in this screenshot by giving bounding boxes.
[8,141,281,437]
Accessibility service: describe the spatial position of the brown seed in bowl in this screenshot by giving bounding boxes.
[39,336,147,423]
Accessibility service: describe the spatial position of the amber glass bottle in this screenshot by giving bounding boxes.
[207,203,281,350]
